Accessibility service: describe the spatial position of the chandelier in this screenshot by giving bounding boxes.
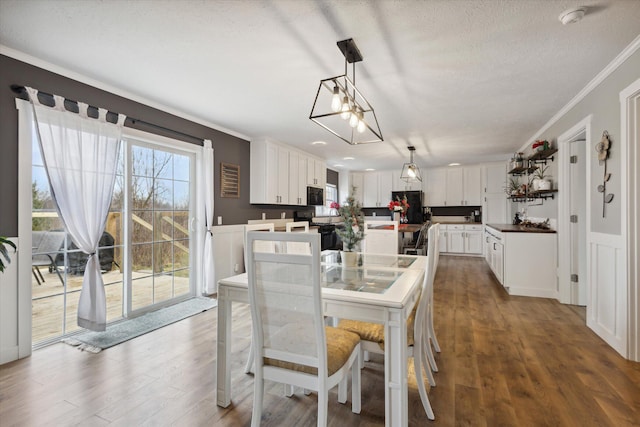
[309,38,383,145]
[400,146,422,182]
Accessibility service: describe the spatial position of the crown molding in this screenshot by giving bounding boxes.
[0,45,249,141]
[521,34,640,151]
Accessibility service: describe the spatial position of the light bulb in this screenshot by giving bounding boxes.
[357,112,366,133]
[349,111,359,128]
[407,166,416,178]
[340,97,350,120]
[330,86,341,112]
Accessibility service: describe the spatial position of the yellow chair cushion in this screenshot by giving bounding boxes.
[337,305,417,350]
[264,326,360,376]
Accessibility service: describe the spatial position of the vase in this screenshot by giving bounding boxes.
[393,212,401,223]
[341,250,358,267]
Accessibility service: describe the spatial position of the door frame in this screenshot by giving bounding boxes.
[620,77,640,362]
[557,115,592,305]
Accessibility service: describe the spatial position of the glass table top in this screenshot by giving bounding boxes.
[321,250,417,269]
[321,264,402,294]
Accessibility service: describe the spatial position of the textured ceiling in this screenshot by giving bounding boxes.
[1,0,639,171]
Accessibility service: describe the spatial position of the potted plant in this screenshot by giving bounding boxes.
[335,186,365,266]
[532,165,551,191]
[0,236,17,273]
[506,177,520,196]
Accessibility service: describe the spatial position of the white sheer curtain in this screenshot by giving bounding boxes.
[27,87,125,332]
[202,139,216,295]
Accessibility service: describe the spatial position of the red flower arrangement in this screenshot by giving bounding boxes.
[329,201,340,210]
[388,195,410,214]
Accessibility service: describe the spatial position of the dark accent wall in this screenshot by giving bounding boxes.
[0,55,297,235]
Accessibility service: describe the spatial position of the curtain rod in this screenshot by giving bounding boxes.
[10,84,205,146]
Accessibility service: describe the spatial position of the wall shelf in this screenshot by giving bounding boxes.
[507,148,557,203]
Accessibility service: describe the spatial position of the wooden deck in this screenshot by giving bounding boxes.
[31,267,190,344]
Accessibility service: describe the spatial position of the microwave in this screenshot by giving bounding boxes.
[307,186,324,206]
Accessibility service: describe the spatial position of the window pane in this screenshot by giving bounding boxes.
[154,179,173,210]
[154,151,173,180]
[132,145,153,177]
[132,211,153,243]
[132,243,153,275]
[132,176,153,210]
[174,181,189,210]
[132,276,153,311]
[173,154,190,182]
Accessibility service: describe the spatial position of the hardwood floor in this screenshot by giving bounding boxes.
[2,256,639,426]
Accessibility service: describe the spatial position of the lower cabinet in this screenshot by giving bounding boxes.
[484,225,557,298]
[439,224,483,256]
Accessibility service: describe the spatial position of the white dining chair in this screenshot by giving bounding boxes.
[337,237,436,420]
[285,221,311,254]
[243,223,275,374]
[426,223,441,365]
[246,231,361,427]
[362,220,398,255]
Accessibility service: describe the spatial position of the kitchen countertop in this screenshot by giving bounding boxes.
[486,223,556,233]
[435,221,482,225]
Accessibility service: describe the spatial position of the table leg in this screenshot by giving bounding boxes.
[384,307,409,426]
[216,288,233,407]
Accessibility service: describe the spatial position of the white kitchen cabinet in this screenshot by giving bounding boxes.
[425,166,481,207]
[463,166,482,205]
[485,163,507,193]
[447,224,465,253]
[465,224,483,254]
[307,157,326,188]
[392,173,422,192]
[289,151,307,206]
[485,225,557,298]
[438,225,448,253]
[250,138,290,204]
[363,171,393,207]
[442,224,482,255]
[424,168,447,206]
[446,168,464,206]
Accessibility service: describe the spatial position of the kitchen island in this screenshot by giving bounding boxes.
[485,224,557,298]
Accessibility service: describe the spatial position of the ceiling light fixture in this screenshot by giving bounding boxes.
[559,7,586,25]
[309,38,383,145]
[400,146,422,183]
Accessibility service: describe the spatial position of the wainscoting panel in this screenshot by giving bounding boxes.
[587,232,626,356]
[0,238,19,364]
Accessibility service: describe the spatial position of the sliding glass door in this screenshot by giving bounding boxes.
[125,139,195,313]
[29,121,199,346]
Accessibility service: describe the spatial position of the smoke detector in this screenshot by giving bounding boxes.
[559,7,586,25]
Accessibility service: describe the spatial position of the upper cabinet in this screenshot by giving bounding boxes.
[463,166,482,205]
[250,138,323,206]
[289,151,307,206]
[392,172,421,192]
[307,158,326,188]
[424,166,482,206]
[362,171,393,208]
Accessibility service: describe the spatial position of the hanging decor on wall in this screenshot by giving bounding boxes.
[595,130,613,217]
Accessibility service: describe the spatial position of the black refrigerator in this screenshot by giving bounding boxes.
[391,191,423,224]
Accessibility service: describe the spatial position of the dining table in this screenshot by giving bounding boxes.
[216,250,428,427]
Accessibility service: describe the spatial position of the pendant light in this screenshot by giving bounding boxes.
[400,146,422,183]
[309,38,383,145]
